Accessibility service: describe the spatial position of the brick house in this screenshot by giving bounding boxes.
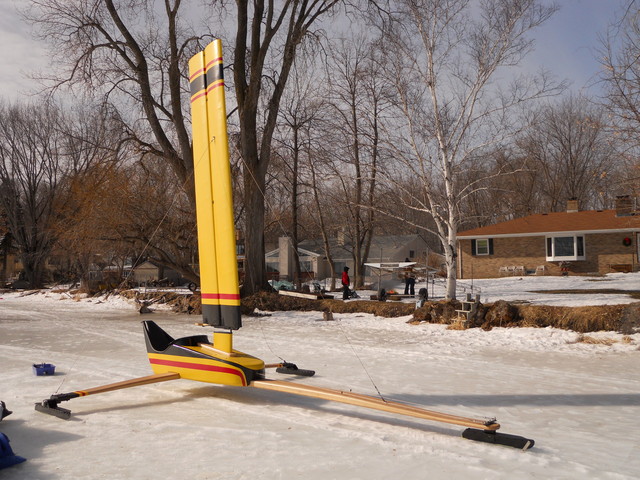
[457,197,640,278]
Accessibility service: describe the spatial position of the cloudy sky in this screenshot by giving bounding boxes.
[525,0,630,94]
[0,0,631,101]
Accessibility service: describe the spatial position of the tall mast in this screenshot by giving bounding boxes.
[188,40,241,331]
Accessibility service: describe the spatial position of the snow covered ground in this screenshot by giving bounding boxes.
[1,273,640,479]
[446,272,640,306]
[355,271,640,306]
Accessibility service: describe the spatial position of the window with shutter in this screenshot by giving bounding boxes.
[473,239,491,255]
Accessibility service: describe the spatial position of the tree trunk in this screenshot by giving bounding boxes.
[444,240,457,301]
[241,169,267,295]
[0,232,10,283]
[21,253,47,289]
[291,127,301,289]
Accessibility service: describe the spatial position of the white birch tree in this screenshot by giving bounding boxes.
[370,0,562,299]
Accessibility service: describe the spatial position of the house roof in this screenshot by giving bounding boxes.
[298,234,427,260]
[133,260,161,269]
[265,246,321,258]
[458,209,640,238]
[265,234,430,262]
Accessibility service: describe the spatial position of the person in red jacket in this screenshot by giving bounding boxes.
[341,266,350,300]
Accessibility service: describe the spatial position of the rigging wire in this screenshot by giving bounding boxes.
[256,314,286,363]
[49,140,211,394]
[53,351,80,395]
[234,142,319,284]
[236,144,390,402]
[334,316,386,403]
[113,140,211,290]
[233,145,320,363]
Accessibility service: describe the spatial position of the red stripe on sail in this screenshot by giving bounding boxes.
[205,57,223,69]
[190,91,207,103]
[206,80,224,93]
[189,68,205,81]
[201,293,240,300]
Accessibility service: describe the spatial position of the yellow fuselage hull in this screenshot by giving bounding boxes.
[147,349,265,387]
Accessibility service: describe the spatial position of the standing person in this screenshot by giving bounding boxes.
[403,272,416,295]
[403,259,416,296]
[341,266,350,300]
[407,273,416,296]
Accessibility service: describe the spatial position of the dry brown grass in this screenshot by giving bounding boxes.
[232,293,640,333]
[241,291,416,317]
[119,290,201,313]
[446,319,467,330]
[529,288,640,301]
[578,335,617,345]
[109,289,639,334]
[513,304,628,332]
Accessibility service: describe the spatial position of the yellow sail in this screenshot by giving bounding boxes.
[188,40,241,330]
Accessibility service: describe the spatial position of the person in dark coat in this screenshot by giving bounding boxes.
[404,272,416,296]
[341,266,350,300]
[403,259,416,296]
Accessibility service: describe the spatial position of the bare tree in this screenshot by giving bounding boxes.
[598,1,640,195]
[0,206,13,284]
[323,35,390,287]
[0,100,117,287]
[459,96,618,227]
[233,0,341,294]
[370,0,562,299]
[0,102,61,287]
[517,96,615,211]
[28,0,197,198]
[50,103,128,287]
[52,163,125,287]
[306,145,340,290]
[116,158,199,283]
[26,0,214,283]
[458,148,540,226]
[29,0,341,294]
[273,59,325,288]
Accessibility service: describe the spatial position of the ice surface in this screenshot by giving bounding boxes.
[0,273,639,479]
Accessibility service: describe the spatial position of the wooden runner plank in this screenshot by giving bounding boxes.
[250,379,499,430]
[74,373,181,396]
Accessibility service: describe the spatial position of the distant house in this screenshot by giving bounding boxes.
[457,197,640,278]
[266,234,434,282]
[131,261,184,285]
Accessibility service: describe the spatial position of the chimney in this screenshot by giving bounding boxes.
[615,195,634,216]
[337,228,346,246]
[566,198,579,213]
[278,236,294,280]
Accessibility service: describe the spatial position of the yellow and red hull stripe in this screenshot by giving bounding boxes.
[148,349,264,387]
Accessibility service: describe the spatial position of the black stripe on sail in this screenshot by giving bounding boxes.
[190,73,206,97]
[201,304,241,330]
[205,62,224,88]
[202,304,221,327]
[219,305,242,330]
